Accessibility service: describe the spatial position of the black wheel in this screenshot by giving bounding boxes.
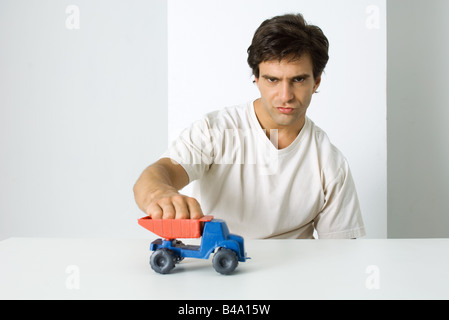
[212,248,239,275]
[150,249,176,274]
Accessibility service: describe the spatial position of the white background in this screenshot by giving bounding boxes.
[168,0,387,238]
[0,0,167,240]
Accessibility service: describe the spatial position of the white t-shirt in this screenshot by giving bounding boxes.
[162,100,366,239]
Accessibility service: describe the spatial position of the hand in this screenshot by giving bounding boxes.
[145,189,204,219]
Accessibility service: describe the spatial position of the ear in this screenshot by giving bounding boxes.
[253,75,259,86]
[313,74,322,93]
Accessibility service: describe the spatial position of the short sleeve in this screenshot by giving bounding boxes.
[314,160,366,239]
[161,118,214,183]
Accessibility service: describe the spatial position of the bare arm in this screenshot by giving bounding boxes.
[133,158,203,219]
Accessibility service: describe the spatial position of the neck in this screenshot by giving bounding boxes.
[253,99,305,149]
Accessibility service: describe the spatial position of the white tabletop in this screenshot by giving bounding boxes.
[1,237,448,300]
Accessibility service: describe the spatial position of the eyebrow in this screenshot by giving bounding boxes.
[261,74,311,81]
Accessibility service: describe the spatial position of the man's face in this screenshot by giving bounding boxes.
[254,54,321,130]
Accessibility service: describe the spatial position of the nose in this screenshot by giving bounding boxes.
[279,81,294,104]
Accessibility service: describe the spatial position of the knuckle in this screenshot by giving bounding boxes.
[192,210,204,218]
[160,204,175,219]
[186,197,199,205]
[171,194,185,203]
[163,211,175,219]
[176,211,189,219]
[146,204,161,218]
[149,211,162,219]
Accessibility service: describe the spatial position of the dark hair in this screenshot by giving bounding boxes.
[247,13,329,80]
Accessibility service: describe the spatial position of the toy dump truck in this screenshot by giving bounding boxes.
[138,215,248,275]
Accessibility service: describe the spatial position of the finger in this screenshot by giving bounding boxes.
[186,197,204,219]
[146,203,162,219]
[160,201,176,219]
[172,196,190,219]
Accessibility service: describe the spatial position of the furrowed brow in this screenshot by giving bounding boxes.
[261,74,311,80]
[261,74,279,80]
[290,74,311,80]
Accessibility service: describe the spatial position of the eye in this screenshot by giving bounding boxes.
[267,78,278,83]
[293,77,305,83]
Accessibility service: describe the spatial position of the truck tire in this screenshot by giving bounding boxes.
[212,248,238,275]
[150,249,176,274]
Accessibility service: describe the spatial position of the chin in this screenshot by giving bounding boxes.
[274,116,299,127]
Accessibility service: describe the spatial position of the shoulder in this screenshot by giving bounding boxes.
[201,101,252,129]
[307,118,350,182]
[177,101,252,143]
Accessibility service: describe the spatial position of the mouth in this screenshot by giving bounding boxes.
[276,107,295,114]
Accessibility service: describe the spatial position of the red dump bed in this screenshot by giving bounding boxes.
[138,215,214,239]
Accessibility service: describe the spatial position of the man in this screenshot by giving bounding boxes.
[133,13,366,239]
